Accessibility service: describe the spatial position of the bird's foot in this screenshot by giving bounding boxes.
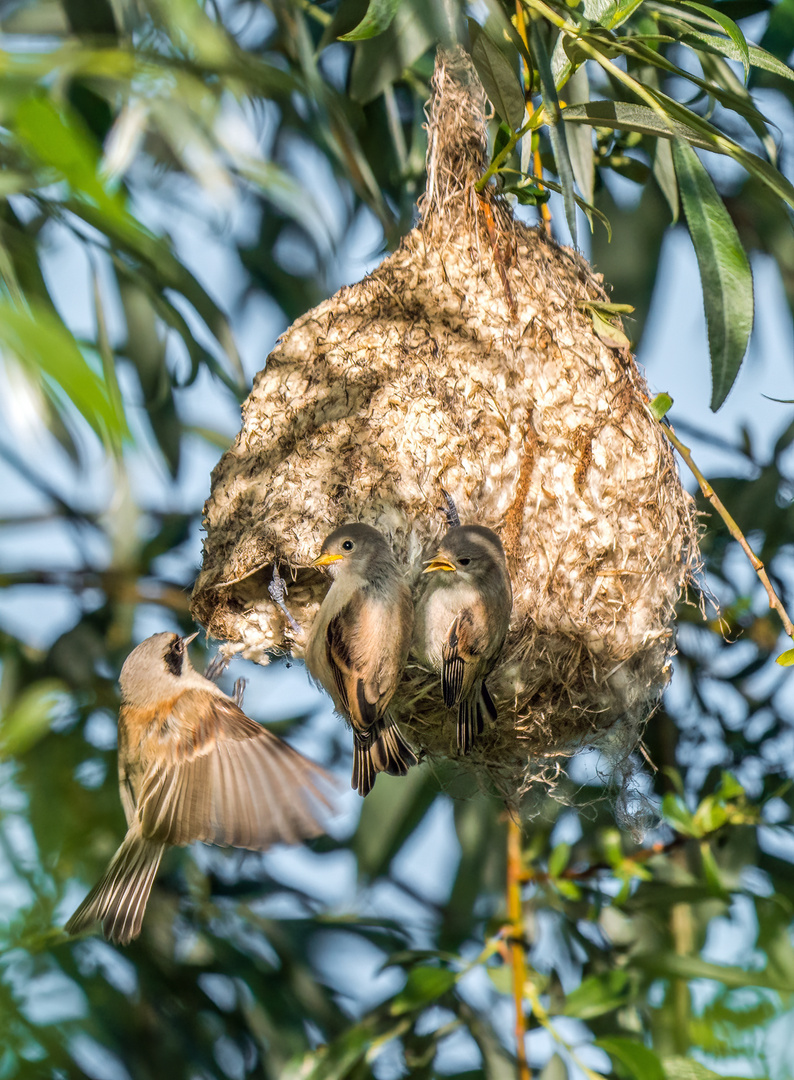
[441,488,460,528]
[268,564,303,638]
[204,653,229,683]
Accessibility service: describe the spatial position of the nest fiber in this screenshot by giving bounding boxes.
[191,48,698,802]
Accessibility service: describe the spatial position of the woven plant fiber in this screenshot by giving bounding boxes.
[191,47,698,804]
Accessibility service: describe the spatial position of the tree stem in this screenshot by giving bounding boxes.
[507,816,531,1080]
[659,419,794,639]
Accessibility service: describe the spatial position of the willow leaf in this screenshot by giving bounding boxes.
[682,0,750,81]
[673,139,753,410]
[531,22,579,244]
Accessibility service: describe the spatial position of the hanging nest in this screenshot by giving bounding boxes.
[191,47,699,807]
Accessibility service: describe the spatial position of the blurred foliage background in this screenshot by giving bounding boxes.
[2,0,794,1078]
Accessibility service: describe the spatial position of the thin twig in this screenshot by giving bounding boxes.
[659,420,794,639]
[507,817,531,1080]
[532,147,553,233]
[0,568,190,612]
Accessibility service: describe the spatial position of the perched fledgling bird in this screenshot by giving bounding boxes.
[65,632,329,946]
[305,523,417,797]
[414,526,512,753]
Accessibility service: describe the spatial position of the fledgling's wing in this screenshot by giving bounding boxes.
[135,690,331,851]
[441,608,489,706]
[325,592,390,735]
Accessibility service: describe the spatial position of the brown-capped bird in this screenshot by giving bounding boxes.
[305,523,417,797]
[65,631,329,946]
[414,526,512,753]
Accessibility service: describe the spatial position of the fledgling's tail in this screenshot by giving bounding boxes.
[65,829,165,946]
[457,680,497,754]
[351,716,417,797]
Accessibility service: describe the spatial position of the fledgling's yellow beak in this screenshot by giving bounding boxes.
[312,552,344,567]
[423,555,457,574]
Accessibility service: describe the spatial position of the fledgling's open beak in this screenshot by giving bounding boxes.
[183,631,200,645]
[312,552,344,567]
[423,555,457,574]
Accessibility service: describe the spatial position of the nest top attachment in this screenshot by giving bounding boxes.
[191,48,698,804]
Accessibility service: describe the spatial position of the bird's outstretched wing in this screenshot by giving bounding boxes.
[135,690,331,850]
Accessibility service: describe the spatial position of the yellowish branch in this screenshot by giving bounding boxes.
[507,817,532,1080]
[659,419,794,639]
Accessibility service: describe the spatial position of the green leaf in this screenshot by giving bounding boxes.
[0,680,69,757]
[635,951,794,991]
[648,392,674,419]
[0,301,128,445]
[672,139,753,411]
[494,121,513,161]
[531,22,578,245]
[776,646,794,666]
[663,1056,754,1080]
[716,771,743,800]
[590,309,631,349]
[668,22,794,85]
[469,24,526,131]
[349,0,440,105]
[682,1,750,81]
[564,65,595,206]
[560,99,720,151]
[653,137,679,222]
[662,792,698,836]
[563,95,794,218]
[564,970,629,1019]
[699,841,728,895]
[596,1038,665,1080]
[15,96,127,226]
[601,0,647,30]
[759,0,794,65]
[548,842,571,878]
[503,172,611,237]
[390,966,457,1015]
[578,300,634,314]
[502,182,551,205]
[486,963,513,995]
[339,0,400,40]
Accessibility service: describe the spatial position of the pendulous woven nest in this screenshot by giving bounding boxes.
[191,47,699,804]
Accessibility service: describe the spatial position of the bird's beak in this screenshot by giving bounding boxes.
[312,552,344,567]
[423,555,457,574]
[182,631,200,645]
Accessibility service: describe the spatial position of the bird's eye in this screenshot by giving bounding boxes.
[458,557,471,566]
[342,540,355,552]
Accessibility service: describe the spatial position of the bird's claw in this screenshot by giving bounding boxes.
[269,563,303,637]
[441,488,461,528]
[204,653,229,683]
[232,677,247,708]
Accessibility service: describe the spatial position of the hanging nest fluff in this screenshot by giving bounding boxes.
[191,47,699,807]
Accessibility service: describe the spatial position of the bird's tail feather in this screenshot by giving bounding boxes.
[65,831,165,946]
[352,717,417,797]
[457,681,497,754]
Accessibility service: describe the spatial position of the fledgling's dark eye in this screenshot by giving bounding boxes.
[458,557,471,566]
[342,540,355,552]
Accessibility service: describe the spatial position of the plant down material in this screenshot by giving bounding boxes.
[191,47,698,805]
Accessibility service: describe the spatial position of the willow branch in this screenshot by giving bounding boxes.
[507,817,531,1080]
[0,569,190,613]
[659,419,794,639]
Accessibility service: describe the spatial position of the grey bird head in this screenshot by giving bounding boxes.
[119,630,200,707]
[423,525,508,587]
[312,523,394,581]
